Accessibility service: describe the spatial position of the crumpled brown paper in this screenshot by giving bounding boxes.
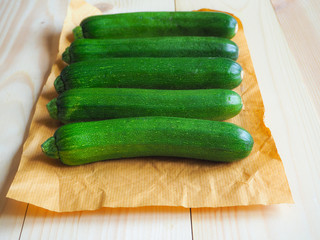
[7,0,293,212]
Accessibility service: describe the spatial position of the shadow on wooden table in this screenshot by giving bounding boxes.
[0,29,62,213]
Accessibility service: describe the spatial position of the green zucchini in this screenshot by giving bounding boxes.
[41,117,253,165]
[74,12,238,39]
[62,37,239,64]
[55,58,243,93]
[47,88,242,123]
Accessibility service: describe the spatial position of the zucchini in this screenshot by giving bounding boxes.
[55,58,243,93]
[41,117,253,165]
[47,88,242,123]
[74,12,238,39]
[62,37,239,64]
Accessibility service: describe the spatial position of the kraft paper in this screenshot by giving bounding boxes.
[7,0,293,212]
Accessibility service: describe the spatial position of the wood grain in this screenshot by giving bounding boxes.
[271,0,320,117]
[176,0,320,239]
[0,0,68,238]
[20,205,192,240]
[0,201,27,240]
[84,0,175,13]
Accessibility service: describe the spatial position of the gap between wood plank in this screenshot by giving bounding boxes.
[165,3,196,240]
[190,208,194,240]
[17,3,193,239]
[18,204,29,240]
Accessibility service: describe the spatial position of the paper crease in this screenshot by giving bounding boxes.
[6,1,293,212]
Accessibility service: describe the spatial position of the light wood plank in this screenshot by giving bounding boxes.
[85,0,175,13]
[0,200,27,240]
[0,0,69,238]
[20,205,192,240]
[270,0,320,117]
[176,0,320,239]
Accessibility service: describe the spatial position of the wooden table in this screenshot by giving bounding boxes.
[1,0,319,239]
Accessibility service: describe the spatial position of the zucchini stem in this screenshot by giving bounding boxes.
[41,137,59,159]
[62,47,71,64]
[47,98,58,120]
[73,26,84,39]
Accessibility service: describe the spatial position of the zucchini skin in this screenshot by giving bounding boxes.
[55,58,243,93]
[47,88,242,123]
[78,12,238,39]
[62,37,239,64]
[41,117,254,165]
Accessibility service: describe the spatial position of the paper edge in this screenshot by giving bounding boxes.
[6,3,294,211]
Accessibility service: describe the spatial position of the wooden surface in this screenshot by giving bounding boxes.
[271,0,320,117]
[0,0,319,239]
